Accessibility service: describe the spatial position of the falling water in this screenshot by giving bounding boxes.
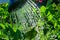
[10,0,42,40]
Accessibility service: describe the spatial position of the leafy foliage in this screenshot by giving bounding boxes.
[39,1,60,40]
[0,0,60,40]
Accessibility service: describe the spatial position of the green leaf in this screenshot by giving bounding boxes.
[52,3,56,7]
[13,24,18,32]
[47,14,53,21]
[37,19,44,27]
[25,28,37,39]
[18,25,24,30]
[0,31,1,35]
[54,22,57,28]
[59,18,60,21]
[47,11,51,16]
[58,35,60,38]
[5,23,8,28]
[0,23,5,29]
[46,0,53,7]
[40,6,46,13]
[0,7,4,11]
[56,4,60,10]
[58,25,60,29]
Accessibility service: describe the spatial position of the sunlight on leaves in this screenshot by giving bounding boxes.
[40,6,46,13]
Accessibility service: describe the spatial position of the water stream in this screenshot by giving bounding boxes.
[10,0,42,40]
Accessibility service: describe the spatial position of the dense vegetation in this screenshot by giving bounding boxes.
[0,0,60,40]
